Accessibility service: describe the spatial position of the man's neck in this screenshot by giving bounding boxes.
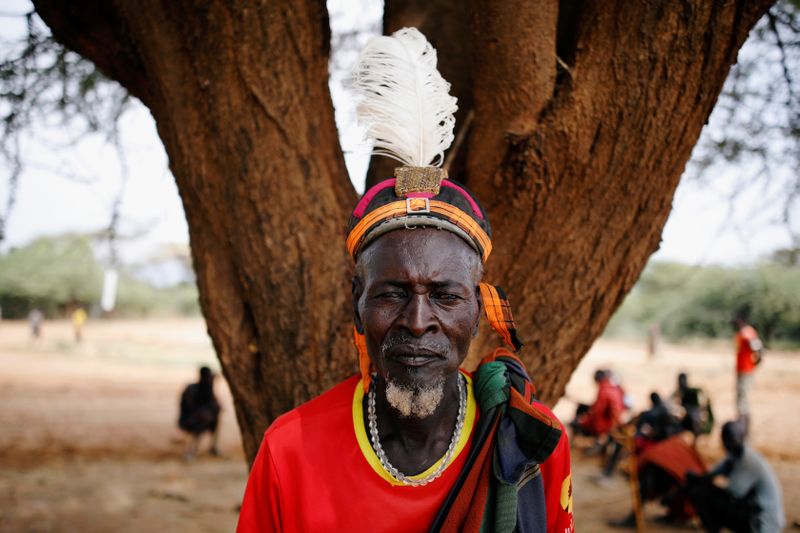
[371,372,462,476]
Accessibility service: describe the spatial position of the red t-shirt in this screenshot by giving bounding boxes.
[735,325,760,375]
[237,374,573,532]
[581,379,624,436]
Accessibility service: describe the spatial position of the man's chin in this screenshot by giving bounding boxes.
[384,376,445,419]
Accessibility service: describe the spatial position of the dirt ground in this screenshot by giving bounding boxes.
[0,318,797,532]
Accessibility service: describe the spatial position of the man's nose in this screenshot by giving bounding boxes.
[399,294,438,336]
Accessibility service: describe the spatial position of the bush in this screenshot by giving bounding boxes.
[606,262,800,348]
[0,235,200,318]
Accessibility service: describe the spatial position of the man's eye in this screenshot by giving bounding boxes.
[432,292,460,301]
[378,291,405,299]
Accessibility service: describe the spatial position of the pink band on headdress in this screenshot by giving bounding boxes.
[353,179,396,218]
[441,180,484,220]
[353,178,484,220]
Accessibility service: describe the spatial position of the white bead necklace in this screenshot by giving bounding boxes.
[367,373,466,487]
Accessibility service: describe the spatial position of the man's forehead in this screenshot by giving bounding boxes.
[361,229,479,279]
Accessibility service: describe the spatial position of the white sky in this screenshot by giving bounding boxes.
[0,0,795,275]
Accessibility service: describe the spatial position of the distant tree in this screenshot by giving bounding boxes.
[1,0,778,461]
[0,234,200,318]
[0,234,101,316]
[771,246,800,267]
[607,261,800,347]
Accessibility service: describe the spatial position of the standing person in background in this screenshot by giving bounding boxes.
[71,306,87,343]
[731,314,763,436]
[28,308,43,341]
[647,323,660,359]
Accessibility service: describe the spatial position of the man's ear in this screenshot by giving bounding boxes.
[352,276,364,334]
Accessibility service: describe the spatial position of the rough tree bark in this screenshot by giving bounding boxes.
[34,0,774,464]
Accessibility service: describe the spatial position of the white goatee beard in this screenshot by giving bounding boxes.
[384,377,445,419]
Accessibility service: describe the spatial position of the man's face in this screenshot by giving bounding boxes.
[354,229,481,389]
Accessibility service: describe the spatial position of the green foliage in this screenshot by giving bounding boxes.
[771,246,800,267]
[115,280,200,318]
[606,261,800,348]
[0,234,199,318]
[0,234,101,315]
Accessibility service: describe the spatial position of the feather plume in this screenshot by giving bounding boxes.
[352,27,458,167]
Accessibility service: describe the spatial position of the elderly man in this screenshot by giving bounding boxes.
[237,28,572,532]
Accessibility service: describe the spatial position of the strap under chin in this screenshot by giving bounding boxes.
[479,283,524,352]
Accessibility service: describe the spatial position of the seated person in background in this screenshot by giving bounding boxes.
[178,366,221,460]
[597,392,682,483]
[686,420,785,533]
[638,392,683,444]
[610,432,706,528]
[572,369,625,450]
[671,372,714,437]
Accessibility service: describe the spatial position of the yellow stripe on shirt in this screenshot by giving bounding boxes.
[351,372,476,486]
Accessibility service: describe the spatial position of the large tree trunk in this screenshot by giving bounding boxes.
[34,0,774,464]
[33,0,357,461]
[383,0,774,396]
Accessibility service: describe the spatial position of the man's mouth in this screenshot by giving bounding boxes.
[386,348,443,367]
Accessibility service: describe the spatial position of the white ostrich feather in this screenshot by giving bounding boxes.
[352,27,458,167]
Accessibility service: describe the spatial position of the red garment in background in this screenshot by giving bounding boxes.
[735,325,760,375]
[236,375,573,533]
[637,435,706,481]
[580,378,625,436]
[637,434,707,520]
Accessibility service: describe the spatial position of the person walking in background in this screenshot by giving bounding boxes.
[71,306,87,343]
[28,308,43,340]
[732,314,763,436]
[178,366,221,461]
[686,420,785,533]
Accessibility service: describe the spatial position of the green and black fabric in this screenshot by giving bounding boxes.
[430,350,562,533]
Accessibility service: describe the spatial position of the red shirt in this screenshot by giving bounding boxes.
[581,378,625,436]
[735,325,759,375]
[237,374,573,532]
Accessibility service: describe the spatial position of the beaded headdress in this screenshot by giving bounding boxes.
[348,28,522,390]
